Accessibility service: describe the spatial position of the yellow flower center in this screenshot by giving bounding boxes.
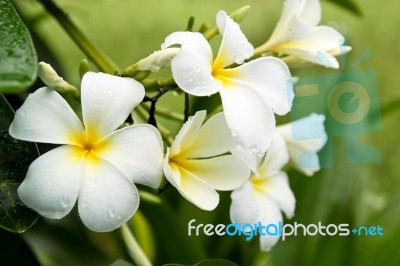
[250,175,267,196]
[69,128,108,164]
[211,54,237,86]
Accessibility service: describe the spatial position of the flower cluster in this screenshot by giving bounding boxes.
[10,0,340,251]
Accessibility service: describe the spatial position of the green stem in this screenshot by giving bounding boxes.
[142,77,175,91]
[37,0,118,73]
[142,103,184,122]
[121,224,152,266]
[135,104,174,145]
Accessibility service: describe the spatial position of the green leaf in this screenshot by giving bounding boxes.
[0,0,38,93]
[325,0,362,16]
[163,259,238,266]
[0,94,39,233]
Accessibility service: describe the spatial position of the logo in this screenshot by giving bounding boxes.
[188,219,384,241]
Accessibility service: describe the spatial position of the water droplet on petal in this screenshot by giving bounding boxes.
[257,151,265,157]
[60,195,72,209]
[80,201,88,209]
[108,208,116,218]
[248,148,258,154]
[231,131,238,137]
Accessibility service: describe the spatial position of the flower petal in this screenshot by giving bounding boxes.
[277,113,327,176]
[164,148,181,188]
[9,87,84,145]
[215,11,253,67]
[17,145,83,219]
[94,124,164,189]
[220,81,275,154]
[170,110,207,157]
[162,32,220,96]
[230,181,261,225]
[231,58,293,115]
[177,155,250,191]
[258,133,289,177]
[175,166,219,211]
[259,172,296,218]
[278,18,344,68]
[184,112,234,158]
[258,199,283,251]
[81,72,144,138]
[299,0,321,26]
[231,145,262,175]
[78,158,139,232]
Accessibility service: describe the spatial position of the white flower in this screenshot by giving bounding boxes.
[162,10,293,154]
[163,111,250,210]
[257,0,351,68]
[277,113,327,176]
[10,72,164,232]
[230,133,295,251]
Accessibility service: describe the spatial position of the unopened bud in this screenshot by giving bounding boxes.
[38,62,80,98]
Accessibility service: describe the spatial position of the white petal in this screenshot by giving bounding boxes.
[275,18,344,68]
[162,32,220,96]
[328,45,352,56]
[215,11,253,67]
[184,112,235,158]
[9,87,84,145]
[17,145,83,219]
[176,155,250,191]
[231,145,262,175]
[78,158,139,232]
[177,167,219,211]
[220,82,275,154]
[164,148,181,188]
[267,0,302,44]
[169,110,206,157]
[81,72,144,138]
[230,181,261,225]
[94,125,164,189]
[277,113,327,176]
[259,199,283,251]
[259,172,296,218]
[231,58,293,115]
[299,0,321,26]
[258,133,289,176]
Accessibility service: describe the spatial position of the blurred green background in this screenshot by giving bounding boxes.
[2,0,400,265]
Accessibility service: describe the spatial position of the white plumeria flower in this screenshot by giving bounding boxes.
[164,111,250,211]
[277,113,327,176]
[230,133,295,251]
[162,10,293,154]
[256,0,351,68]
[10,72,164,232]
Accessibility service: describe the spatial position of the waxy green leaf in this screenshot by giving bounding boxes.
[0,94,39,233]
[0,0,38,93]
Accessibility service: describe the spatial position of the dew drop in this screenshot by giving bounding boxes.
[80,201,88,209]
[248,148,258,154]
[231,131,238,137]
[108,208,116,218]
[257,151,265,157]
[60,196,71,208]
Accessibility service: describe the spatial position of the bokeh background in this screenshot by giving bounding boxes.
[2,0,400,265]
